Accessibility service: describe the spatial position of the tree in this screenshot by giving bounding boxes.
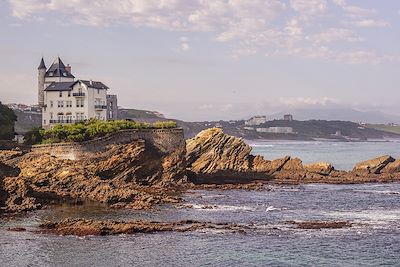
[0,102,17,140]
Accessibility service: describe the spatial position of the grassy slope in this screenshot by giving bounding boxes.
[365,124,400,134]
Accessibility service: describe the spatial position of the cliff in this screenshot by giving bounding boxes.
[0,129,186,213]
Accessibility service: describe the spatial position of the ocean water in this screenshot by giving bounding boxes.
[250,140,400,170]
[1,183,400,266]
[1,141,400,266]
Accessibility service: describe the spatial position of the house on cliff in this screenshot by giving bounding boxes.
[38,57,118,128]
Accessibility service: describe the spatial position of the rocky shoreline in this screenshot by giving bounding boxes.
[1,127,400,215]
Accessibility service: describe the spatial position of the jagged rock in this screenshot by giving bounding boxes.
[281,158,303,171]
[381,159,400,173]
[353,155,395,174]
[304,162,333,175]
[186,128,273,183]
[0,138,186,213]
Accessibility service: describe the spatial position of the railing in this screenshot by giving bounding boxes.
[94,105,107,110]
[49,119,85,124]
[73,92,85,97]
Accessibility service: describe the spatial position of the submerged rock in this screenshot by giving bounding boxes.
[38,218,248,236]
[287,220,353,229]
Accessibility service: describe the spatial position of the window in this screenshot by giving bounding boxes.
[50,113,53,119]
[57,101,64,108]
[66,101,72,107]
[59,91,62,97]
[68,91,71,97]
[50,101,53,108]
[97,89,100,94]
[76,99,84,107]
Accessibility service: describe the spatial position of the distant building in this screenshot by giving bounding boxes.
[245,116,267,126]
[106,95,118,120]
[256,127,294,134]
[283,114,293,121]
[38,56,118,128]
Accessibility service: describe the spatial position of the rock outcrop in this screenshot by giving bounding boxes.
[185,128,400,185]
[352,155,395,174]
[0,138,186,213]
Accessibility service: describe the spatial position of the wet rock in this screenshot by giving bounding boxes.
[353,155,395,174]
[38,218,249,236]
[287,220,352,229]
[304,162,333,176]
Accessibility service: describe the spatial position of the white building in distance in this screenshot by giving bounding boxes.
[245,116,267,126]
[38,57,117,128]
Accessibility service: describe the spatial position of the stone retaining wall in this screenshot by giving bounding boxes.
[31,128,185,160]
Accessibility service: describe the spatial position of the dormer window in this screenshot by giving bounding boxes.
[63,72,67,77]
[49,72,53,76]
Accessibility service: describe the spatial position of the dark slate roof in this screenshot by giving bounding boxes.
[80,80,109,89]
[44,81,77,91]
[45,57,75,78]
[38,57,46,70]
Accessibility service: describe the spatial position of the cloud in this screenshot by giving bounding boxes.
[279,96,337,107]
[7,0,398,65]
[306,28,362,44]
[353,19,390,28]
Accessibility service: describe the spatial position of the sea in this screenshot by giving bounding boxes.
[1,140,400,267]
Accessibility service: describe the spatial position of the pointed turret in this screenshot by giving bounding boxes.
[38,57,46,70]
[45,57,75,78]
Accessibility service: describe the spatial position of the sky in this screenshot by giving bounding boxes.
[0,0,399,121]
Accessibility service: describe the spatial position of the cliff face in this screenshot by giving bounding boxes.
[0,138,186,213]
[186,128,400,184]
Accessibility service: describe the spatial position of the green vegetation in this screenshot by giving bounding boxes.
[0,102,17,140]
[27,119,177,144]
[365,124,400,135]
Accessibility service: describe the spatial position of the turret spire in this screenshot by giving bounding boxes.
[38,57,46,70]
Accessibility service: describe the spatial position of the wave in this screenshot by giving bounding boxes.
[352,190,400,195]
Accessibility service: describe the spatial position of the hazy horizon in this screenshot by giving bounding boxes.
[1,0,399,121]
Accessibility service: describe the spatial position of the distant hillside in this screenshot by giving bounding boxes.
[118,108,165,121]
[13,109,42,134]
[366,124,400,135]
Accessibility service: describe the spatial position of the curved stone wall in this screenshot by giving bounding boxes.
[31,128,185,160]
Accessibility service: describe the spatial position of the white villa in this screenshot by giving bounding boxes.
[38,57,118,128]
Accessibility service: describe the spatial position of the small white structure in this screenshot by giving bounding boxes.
[256,127,294,133]
[245,116,267,126]
[38,57,116,128]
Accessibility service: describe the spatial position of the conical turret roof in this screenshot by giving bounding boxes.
[45,57,75,78]
[38,57,46,69]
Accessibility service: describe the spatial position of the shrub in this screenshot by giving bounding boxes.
[31,119,178,144]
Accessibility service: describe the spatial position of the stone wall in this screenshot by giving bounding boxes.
[31,128,185,160]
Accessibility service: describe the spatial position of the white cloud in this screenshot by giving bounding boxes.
[306,28,362,44]
[353,19,390,28]
[7,0,397,65]
[290,0,327,16]
[332,0,376,18]
[279,96,337,107]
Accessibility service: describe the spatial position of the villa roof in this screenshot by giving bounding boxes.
[80,80,109,89]
[44,80,109,91]
[44,81,77,91]
[45,57,75,78]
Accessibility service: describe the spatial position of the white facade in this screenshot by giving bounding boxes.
[42,81,108,127]
[256,127,294,133]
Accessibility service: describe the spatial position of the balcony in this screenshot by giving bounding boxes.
[73,92,85,97]
[49,119,84,124]
[94,105,107,110]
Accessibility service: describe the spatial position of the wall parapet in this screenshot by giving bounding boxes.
[31,128,185,160]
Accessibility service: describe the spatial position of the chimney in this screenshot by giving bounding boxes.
[65,64,71,74]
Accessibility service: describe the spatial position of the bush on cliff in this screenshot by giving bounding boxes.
[0,102,17,140]
[30,119,177,144]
